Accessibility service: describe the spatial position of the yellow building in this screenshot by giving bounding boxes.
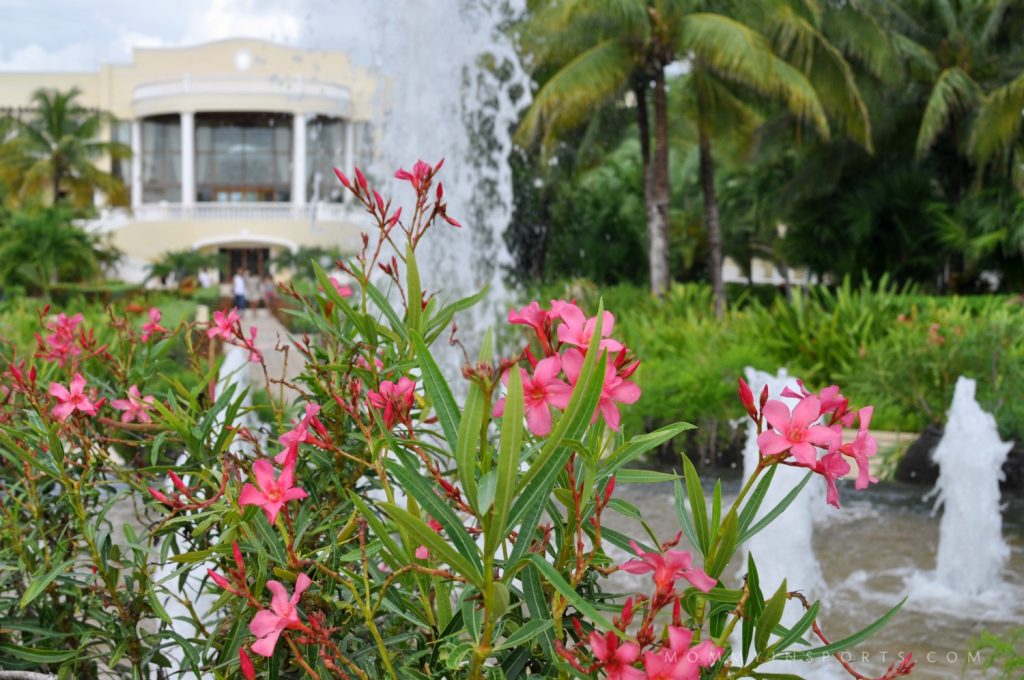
[0,39,377,282]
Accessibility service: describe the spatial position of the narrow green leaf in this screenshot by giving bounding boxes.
[406,242,422,335]
[775,599,906,660]
[364,281,409,345]
[527,554,618,635]
[455,329,493,510]
[387,456,483,578]
[380,503,483,587]
[520,564,554,657]
[488,364,523,558]
[495,619,554,651]
[673,480,701,553]
[756,580,788,653]
[682,454,710,555]
[410,330,460,446]
[738,466,778,536]
[768,600,819,654]
[705,509,738,578]
[20,559,73,610]
[738,472,813,544]
[614,469,680,484]
[598,422,695,481]
[313,261,372,338]
[0,644,78,663]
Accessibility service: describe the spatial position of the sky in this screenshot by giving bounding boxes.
[0,0,377,71]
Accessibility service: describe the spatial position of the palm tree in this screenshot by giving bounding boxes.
[4,88,130,209]
[0,207,106,294]
[516,0,686,296]
[911,0,1024,188]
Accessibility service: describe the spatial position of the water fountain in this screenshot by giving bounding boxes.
[906,376,1017,617]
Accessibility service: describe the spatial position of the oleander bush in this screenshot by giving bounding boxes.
[0,160,913,679]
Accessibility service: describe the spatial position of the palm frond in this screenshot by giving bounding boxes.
[679,12,829,138]
[969,69,1024,164]
[516,39,635,149]
[915,66,981,159]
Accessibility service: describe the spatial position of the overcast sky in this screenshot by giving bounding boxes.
[0,0,382,71]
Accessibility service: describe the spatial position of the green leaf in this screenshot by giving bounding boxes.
[682,454,710,555]
[673,480,701,554]
[380,502,483,587]
[488,364,523,558]
[0,644,79,663]
[614,469,680,484]
[386,456,484,579]
[455,329,493,510]
[313,261,372,338]
[478,470,497,515]
[20,559,73,610]
[775,598,906,660]
[738,472,813,544]
[742,552,764,662]
[425,286,488,344]
[598,422,695,481]
[768,599,819,654]
[704,509,738,578]
[410,330,460,446]
[756,580,788,653]
[364,281,409,345]
[527,554,618,635]
[495,619,554,651]
[406,242,422,335]
[738,466,777,536]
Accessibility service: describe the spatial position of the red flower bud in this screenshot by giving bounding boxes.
[207,569,237,594]
[147,486,174,507]
[168,470,190,496]
[354,166,367,191]
[436,182,444,200]
[759,384,769,410]
[373,190,385,214]
[333,167,351,188]
[232,542,246,575]
[442,213,462,228]
[239,647,256,680]
[738,377,757,419]
[387,206,403,228]
[603,476,616,504]
[434,158,445,173]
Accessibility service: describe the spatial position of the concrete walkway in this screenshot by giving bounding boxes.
[241,308,303,404]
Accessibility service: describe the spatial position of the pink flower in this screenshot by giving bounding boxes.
[275,403,329,464]
[367,377,416,429]
[589,630,645,680]
[505,301,548,337]
[415,518,444,560]
[554,302,624,352]
[243,326,262,363]
[561,349,641,431]
[642,627,722,680]
[207,308,241,340]
[141,307,167,342]
[239,459,308,524]
[49,373,99,422]
[328,276,353,298]
[249,573,312,657]
[394,160,434,191]
[815,451,851,508]
[493,355,572,436]
[111,385,155,424]
[38,312,84,366]
[845,406,879,490]
[620,541,716,594]
[757,395,838,467]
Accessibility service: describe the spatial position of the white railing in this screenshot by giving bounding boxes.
[78,202,358,234]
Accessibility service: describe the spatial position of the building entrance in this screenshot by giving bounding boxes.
[220,247,270,279]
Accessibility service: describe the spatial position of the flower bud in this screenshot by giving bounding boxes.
[168,470,190,496]
[354,166,368,191]
[239,647,256,680]
[147,486,174,507]
[333,167,351,189]
[738,377,757,419]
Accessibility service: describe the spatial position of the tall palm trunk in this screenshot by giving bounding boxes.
[697,92,725,317]
[646,67,671,296]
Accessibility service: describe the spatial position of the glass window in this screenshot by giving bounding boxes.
[195,112,291,203]
[306,116,346,203]
[111,121,132,188]
[141,115,181,203]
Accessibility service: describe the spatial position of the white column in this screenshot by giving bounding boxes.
[291,112,307,208]
[180,111,195,207]
[130,119,142,209]
[344,120,355,175]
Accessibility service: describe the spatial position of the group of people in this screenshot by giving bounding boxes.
[230,268,276,311]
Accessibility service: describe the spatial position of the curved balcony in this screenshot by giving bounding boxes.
[132,76,353,117]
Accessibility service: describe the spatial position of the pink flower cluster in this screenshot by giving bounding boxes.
[47,373,156,426]
[560,540,721,679]
[207,308,262,363]
[498,300,640,436]
[36,312,84,366]
[367,377,416,430]
[741,378,879,507]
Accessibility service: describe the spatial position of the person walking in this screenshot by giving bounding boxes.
[232,268,248,311]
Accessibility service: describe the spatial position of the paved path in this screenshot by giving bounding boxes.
[241,308,303,404]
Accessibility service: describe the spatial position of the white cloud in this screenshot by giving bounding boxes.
[182,0,303,45]
[0,41,98,70]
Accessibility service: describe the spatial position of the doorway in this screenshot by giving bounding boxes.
[220,247,270,279]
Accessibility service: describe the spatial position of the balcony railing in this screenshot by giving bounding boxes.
[80,202,358,234]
